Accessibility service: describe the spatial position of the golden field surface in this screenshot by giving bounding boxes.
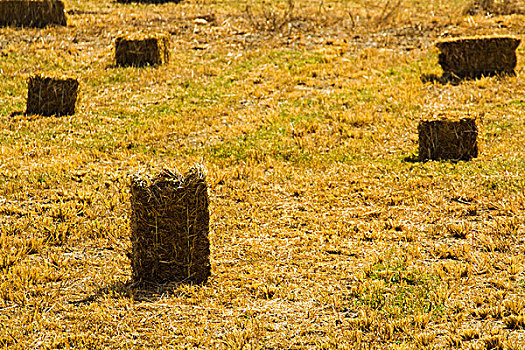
[1,0,525,348]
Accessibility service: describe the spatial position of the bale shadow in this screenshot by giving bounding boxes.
[67,9,107,15]
[420,73,461,85]
[9,111,72,118]
[403,154,466,164]
[402,153,419,163]
[104,62,166,69]
[421,71,516,85]
[9,111,47,119]
[402,153,465,164]
[68,279,201,305]
[9,111,26,118]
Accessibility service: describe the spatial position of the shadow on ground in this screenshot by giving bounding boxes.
[68,279,197,304]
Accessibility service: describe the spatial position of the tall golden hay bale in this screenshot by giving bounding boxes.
[130,167,211,285]
[0,0,67,28]
[26,74,79,116]
[418,117,478,161]
[115,34,170,67]
[436,36,520,79]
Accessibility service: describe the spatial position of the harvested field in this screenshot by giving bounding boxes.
[0,0,525,349]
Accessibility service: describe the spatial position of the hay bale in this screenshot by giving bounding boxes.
[464,0,525,15]
[0,0,67,28]
[418,118,478,161]
[436,36,520,79]
[115,34,170,67]
[26,74,79,116]
[130,167,211,284]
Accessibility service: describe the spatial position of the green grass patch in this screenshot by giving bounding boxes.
[351,252,447,319]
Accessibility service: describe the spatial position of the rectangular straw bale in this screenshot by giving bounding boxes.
[26,74,79,116]
[418,118,478,161]
[436,36,520,79]
[115,35,170,67]
[0,0,67,28]
[130,167,211,284]
[464,0,525,16]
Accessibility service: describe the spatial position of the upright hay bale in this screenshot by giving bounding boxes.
[130,167,211,284]
[436,36,520,79]
[418,118,478,161]
[26,74,79,116]
[0,0,67,28]
[115,34,170,67]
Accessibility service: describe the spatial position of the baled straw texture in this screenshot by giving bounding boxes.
[26,74,79,116]
[0,0,67,28]
[418,117,478,161]
[436,36,520,79]
[130,167,211,285]
[115,35,170,67]
[464,0,525,15]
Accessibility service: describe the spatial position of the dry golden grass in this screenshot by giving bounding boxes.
[1,0,525,348]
